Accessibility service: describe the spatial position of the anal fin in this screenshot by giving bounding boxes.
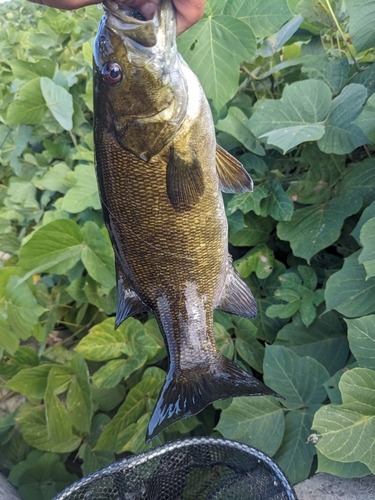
[217,266,257,318]
[115,264,149,329]
[216,144,253,193]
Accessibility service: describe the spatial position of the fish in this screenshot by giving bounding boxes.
[93,0,279,442]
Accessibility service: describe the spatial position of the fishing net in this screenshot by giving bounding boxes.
[54,437,297,500]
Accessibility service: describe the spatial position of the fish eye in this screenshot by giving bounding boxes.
[102,62,123,85]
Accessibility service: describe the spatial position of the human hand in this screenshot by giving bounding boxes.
[27,0,205,35]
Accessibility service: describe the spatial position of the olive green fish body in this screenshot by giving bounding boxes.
[94,0,277,441]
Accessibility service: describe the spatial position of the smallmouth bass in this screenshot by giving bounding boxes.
[93,0,278,441]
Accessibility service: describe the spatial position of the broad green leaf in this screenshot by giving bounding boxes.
[0,316,20,355]
[223,0,292,38]
[226,186,269,216]
[92,356,147,388]
[116,413,164,454]
[216,107,264,155]
[338,158,375,206]
[40,77,73,130]
[339,368,375,415]
[286,144,343,205]
[302,56,349,94]
[6,365,52,400]
[81,222,115,288]
[352,63,375,97]
[75,317,130,361]
[354,93,375,144]
[91,385,126,412]
[249,80,332,152]
[45,369,81,452]
[178,15,256,111]
[78,415,114,476]
[61,164,100,213]
[66,354,93,434]
[260,178,293,221]
[216,397,284,456]
[19,219,83,275]
[214,322,235,359]
[95,368,165,451]
[325,251,375,318]
[317,84,369,154]
[229,211,274,246]
[296,0,347,28]
[317,450,372,478]
[258,14,303,58]
[5,277,46,340]
[277,192,362,262]
[38,162,70,193]
[0,346,39,378]
[6,78,47,125]
[233,317,265,373]
[275,313,348,375]
[263,345,329,408]
[234,244,274,279]
[16,406,50,452]
[347,0,375,53]
[274,409,316,484]
[8,59,55,80]
[346,315,375,369]
[359,218,375,279]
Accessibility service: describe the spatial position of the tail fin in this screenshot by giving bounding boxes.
[146,356,279,442]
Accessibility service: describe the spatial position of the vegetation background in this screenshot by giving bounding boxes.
[1,0,375,497]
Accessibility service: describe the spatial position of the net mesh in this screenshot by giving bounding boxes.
[54,437,297,500]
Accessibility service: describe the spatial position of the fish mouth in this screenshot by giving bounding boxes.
[103,0,157,25]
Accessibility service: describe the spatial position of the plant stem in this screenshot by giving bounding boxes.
[69,129,78,148]
[325,0,360,72]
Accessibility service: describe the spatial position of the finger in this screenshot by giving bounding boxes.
[174,0,204,35]
[28,0,101,9]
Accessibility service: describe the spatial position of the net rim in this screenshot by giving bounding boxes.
[53,436,297,500]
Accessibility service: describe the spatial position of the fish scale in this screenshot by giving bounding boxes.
[94,0,279,441]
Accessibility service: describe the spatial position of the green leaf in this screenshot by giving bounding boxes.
[38,162,70,194]
[45,369,81,452]
[66,353,93,434]
[91,385,126,412]
[325,251,375,318]
[40,77,73,130]
[223,0,292,38]
[347,0,375,53]
[9,59,56,80]
[233,317,265,373]
[317,449,372,478]
[19,219,83,275]
[95,368,165,451]
[296,0,347,28]
[78,415,114,476]
[338,158,375,206]
[16,406,51,452]
[229,211,274,246]
[260,178,293,221]
[5,277,46,340]
[346,315,375,369]
[354,93,375,144]
[92,356,147,388]
[214,322,235,359]
[178,14,256,111]
[274,408,316,484]
[234,244,274,279]
[275,313,348,375]
[302,56,349,94]
[216,107,264,155]
[0,316,20,355]
[317,84,369,154]
[6,78,47,125]
[359,218,375,279]
[61,164,100,213]
[6,365,52,400]
[263,345,329,408]
[216,396,284,456]
[249,80,332,153]
[81,222,115,288]
[277,192,362,262]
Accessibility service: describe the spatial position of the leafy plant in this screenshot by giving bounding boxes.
[1,0,375,497]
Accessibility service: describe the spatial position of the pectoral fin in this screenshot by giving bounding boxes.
[115,264,149,329]
[217,266,257,318]
[216,144,253,193]
[166,147,205,212]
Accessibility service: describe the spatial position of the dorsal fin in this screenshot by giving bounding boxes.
[115,263,149,329]
[216,144,253,193]
[166,146,205,212]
